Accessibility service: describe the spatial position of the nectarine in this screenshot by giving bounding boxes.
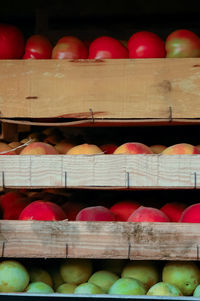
[162,143,200,155]
[20,142,58,155]
[76,206,116,221]
[114,143,153,154]
[127,206,170,222]
[110,201,140,221]
[67,143,102,155]
[161,202,187,222]
[179,203,200,223]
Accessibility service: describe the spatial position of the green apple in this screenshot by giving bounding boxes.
[56,283,77,293]
[29,267,53,287]
[108,277,147,295]
[121,261,159,289]
[162,261,200,295]
[0,260,30,292]
[88,270,119,293]
[147,282,183,296]
[60,259,92,285]
[74,282,104,294]
[26,281,54,293]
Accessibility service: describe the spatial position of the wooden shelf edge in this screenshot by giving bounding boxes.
[0,58,200,119]
[0,154,199,189]
[0,221,199,260]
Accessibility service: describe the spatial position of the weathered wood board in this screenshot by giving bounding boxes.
[0,154,199,189]
[0,59,200,119]
[0,221,199,260]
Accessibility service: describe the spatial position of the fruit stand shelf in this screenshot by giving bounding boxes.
[0,221,199,260]
[0,154,200,189]
[0,58,200,120]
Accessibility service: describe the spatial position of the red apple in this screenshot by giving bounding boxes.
[76,206,116,221]
[89,36,129,59]
[19,201,67,221]
[127,206,170,222]
[52,36,88,59]
[110,201,140,221]
[161,202,187,222]
[23,34,53,59]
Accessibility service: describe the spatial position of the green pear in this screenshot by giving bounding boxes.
[26,281,54,293]
[147,282,183,296]
[56,283,77,294]
[0,260,30,292]
[162,261,200,295]
[108,277,147,295]
[193,284,200,297]
[88,270,119,293]
[74,282,104,294]
[121,261,159,289]
[29,267,53,287]
[60,259,92,285]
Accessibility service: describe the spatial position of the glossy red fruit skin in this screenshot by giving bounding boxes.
[128,31,166,58]
[110,201,140,221]
[89,36,129,59]
[23,34,53,59]
[52,36,88,59]
[179,203,200,223]
[166,29,200,58]
[18,200,67,221]
[0,24,24,59]
[161,202,187,222]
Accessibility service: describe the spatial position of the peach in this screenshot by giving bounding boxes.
[150,144,167,154]
[8,141,23,155]
[196,145,200,152]
[0,142,16,155]
[18,200,67,221]
[20,142,58,155]
[110,201,140,221]
[127,206,170,222]
[62,201,86,221]
[66,143,102,155]
[0,191,30,220]
[179,203,200,223]
[55,139,75,154]
[114,142,153,154]
[162,143,200,155]
[161,202,187,222]
[76,206,116,221]
[100,144,118,154]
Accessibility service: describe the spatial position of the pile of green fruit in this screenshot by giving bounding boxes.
[0,258,200,297]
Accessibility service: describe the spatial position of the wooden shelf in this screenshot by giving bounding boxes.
[0,58,200,119]
[0,154,199,189]
[0,221,199,260]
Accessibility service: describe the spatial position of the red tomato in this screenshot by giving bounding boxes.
[166,29,200,58]
[89,36,129,59]
[128,31,166,58]
[23,34,53,59]
[52,36,88,59]
[0,24,24,59]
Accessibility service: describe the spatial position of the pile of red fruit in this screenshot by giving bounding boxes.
[0,190,200,223]
[0,23,199,60]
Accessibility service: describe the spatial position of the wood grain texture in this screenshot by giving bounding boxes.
[0,221,199,260]
[0,154,199,189]
[0,59,200,119]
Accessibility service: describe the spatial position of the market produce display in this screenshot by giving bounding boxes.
[0,23,199,59]
[0,189,198,222]
[0,258,200,296]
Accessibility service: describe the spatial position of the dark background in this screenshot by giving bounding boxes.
[1,0,200,42]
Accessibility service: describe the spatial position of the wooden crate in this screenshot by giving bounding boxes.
[0,221,199,260]
[0,154,199,189]
[0,59,200,120]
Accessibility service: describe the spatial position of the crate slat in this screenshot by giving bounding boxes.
[0,59,200,119]
[0,221,200,260]
[0,154,199,189]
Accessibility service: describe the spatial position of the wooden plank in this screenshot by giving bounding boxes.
[0,154,199,189]
[0,221,200,260]
[0,59,200,119]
